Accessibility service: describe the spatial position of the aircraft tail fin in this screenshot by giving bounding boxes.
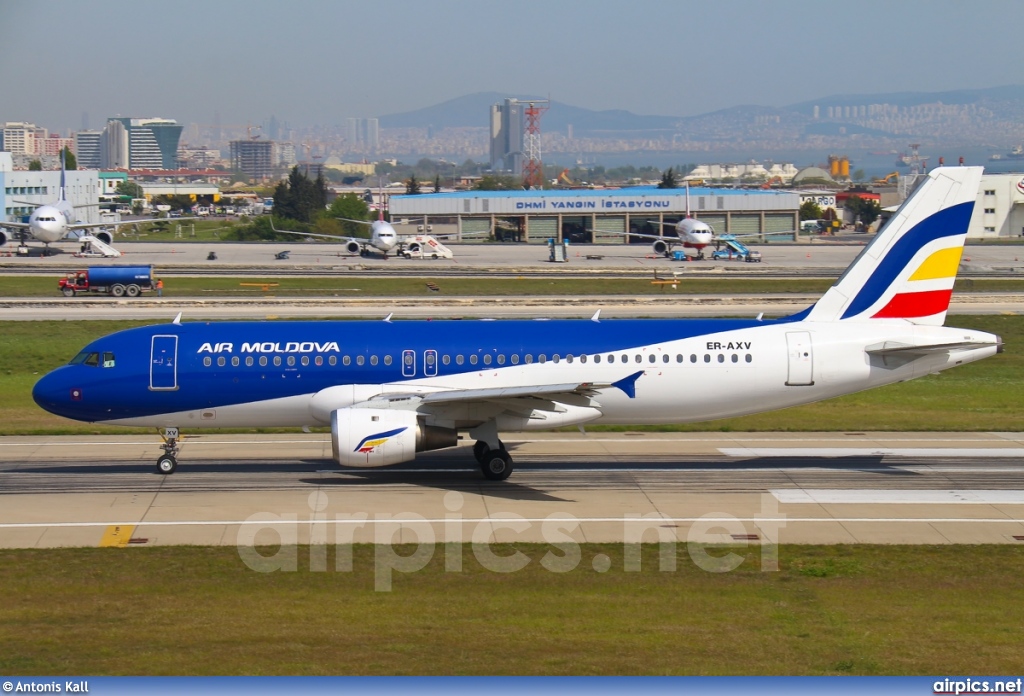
[800,166,982,326]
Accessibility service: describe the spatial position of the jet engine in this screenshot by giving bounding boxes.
[345,240,362,255]
[331,407,457,468]
[651,239,670,256]
[93,230,113,246]
[0,229,7,247]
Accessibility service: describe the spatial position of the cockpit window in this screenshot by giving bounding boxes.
[69,351,114,367]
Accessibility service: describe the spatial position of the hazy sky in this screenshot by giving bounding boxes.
[3,0,1023,131]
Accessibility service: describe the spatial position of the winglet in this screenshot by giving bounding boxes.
[612,370,644,399]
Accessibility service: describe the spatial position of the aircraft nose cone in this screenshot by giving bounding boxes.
[32,369,75,417]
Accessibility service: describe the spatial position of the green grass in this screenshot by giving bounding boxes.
[2,315,1021,434]
[0,544,1021,675]
[4,275,1024,297]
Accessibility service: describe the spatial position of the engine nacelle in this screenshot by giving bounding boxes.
[651,239,669,256]
[331,407,457,468]
[0,229,7,247]
[93,230,113,246]
[345,240,362,255]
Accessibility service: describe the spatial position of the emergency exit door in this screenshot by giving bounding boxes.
[785,331,814,386]
[150,335,178,390]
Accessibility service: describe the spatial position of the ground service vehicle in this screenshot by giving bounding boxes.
[59,265,154,298]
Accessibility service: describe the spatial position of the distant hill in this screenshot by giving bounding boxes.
[377,85,1024,146]
[379,92,679,134]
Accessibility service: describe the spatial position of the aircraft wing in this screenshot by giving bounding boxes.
[269,220,363,244]
[0,221,31,229]
[67,216,204,230]
[589,227,678,243]
[362,371,645,410]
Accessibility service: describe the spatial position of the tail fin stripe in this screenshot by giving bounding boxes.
[909,247,963,281]
[840,201,973,319]
[871,289,954,319]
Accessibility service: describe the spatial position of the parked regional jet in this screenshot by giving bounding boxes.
[33,167,1000,480]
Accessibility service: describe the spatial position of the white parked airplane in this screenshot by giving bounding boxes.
[0,153,134,255]
[270,210,407,258]
[271,212,457,259]
[33,167,999,480]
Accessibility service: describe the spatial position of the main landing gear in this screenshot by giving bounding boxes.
[473,439,513,481]
[156,427,180,475]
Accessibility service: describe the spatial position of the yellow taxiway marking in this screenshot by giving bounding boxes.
[99,525,136,548]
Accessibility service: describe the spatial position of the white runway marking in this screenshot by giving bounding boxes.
[720,448,1024,458]
[772,489,1024,505]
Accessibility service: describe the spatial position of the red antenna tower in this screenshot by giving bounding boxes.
[522,100,549,189]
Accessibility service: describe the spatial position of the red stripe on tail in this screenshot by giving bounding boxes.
[871,289,953,319]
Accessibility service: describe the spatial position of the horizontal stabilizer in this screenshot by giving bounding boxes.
[866,340,1000,356]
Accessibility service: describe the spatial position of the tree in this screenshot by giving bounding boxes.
[405,174,421,195]
[61,146,77,170]
[328,193,371,237]
[273,167,328,223]
[116,180,144,199]
[845,195,882,230]
[799,200,823,221]
[657,167,678,189]
[28,160,42,171]
[433,174,441,193]
[474,174,519,191]
[851,168,865,182]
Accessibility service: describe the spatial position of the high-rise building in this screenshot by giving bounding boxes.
[1,122,48,155]
[230,139,274,180]
[489,99,524,174]
[103,118,183,169]
[365,118,379,151]
[74,131,103,169]
[343,118,380,152]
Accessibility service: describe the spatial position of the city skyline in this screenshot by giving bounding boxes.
[2,0,1023,131]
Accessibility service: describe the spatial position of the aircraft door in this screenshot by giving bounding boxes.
[402,349,416,377]
[424,349,438,377]
[785,331,814,386]
[150,335,179,391]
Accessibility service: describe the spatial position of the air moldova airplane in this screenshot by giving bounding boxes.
[33,167,1001,480]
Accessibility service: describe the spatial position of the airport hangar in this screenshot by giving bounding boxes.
[387,187,802,245]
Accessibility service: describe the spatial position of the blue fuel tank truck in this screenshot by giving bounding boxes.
[58,265,154,298]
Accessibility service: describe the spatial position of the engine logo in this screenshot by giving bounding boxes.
[354,427,408,454]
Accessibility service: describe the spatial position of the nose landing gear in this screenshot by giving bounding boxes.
[156,427,180,475]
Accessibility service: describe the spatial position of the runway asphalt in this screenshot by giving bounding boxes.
[1,240,1022,275]
[2,432,1023,549]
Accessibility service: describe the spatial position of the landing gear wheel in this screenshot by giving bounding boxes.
[697,252,705,260]
[156,455,177,475]
[480,449,513,481]
[473,440,489,462]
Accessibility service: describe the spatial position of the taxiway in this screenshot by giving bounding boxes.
[2,432,1023,548]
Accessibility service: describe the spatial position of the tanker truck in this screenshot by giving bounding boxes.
[59,265,154,298]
